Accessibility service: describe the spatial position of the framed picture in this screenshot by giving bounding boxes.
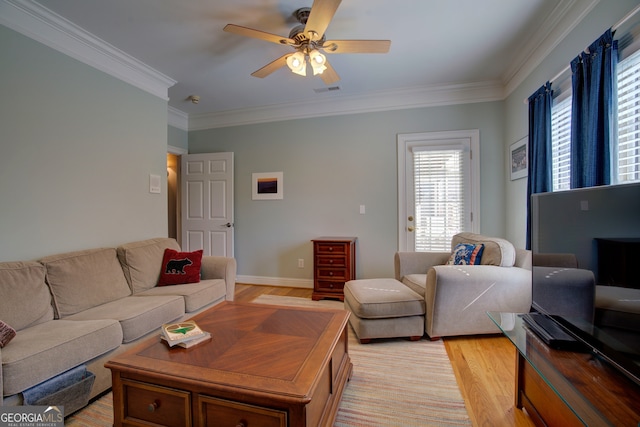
[510,137,528,181]
[252,172,283,200]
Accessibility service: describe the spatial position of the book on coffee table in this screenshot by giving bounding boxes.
[161,331,212,348]
[160,320,208,347]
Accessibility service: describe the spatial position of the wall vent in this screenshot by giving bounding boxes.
[313,86,341,93]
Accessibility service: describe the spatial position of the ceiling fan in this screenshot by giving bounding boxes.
[223,0,391,84]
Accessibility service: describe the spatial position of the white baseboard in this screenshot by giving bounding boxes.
[236,275,314,289]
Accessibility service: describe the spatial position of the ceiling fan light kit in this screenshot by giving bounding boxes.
[223,0,390,84]
[286,49,327,76]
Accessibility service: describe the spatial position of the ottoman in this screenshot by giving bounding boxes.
[344,278,425,343]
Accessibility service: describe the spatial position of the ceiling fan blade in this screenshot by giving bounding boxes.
[323,39,391,54]
[304,0,342,41]
[320,60,340,85]
[251,54,290,78]
[224,24,294,46]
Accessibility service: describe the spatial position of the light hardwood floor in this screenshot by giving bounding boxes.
[235,283,536,427]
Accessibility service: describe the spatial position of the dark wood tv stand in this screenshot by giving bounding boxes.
[489,312,640,426]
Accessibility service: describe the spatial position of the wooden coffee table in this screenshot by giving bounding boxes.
[105,301,352,427]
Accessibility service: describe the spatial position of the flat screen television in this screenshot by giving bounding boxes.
[530,182,640,386]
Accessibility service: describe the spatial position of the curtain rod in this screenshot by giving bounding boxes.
[551,4,640,83]
[524,4,640,104]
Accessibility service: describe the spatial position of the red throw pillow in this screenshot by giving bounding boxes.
[0,320,16,348]
[158,249,203,286]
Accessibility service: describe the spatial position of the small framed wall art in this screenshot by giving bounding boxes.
[252,172,283,200]
[510,137,528,181]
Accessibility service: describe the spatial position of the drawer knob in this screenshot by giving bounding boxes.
[148,400,160,412]
[329,260,334,264]
[329,272,333,276]
[329,247,333,251]
[236,422,246,427]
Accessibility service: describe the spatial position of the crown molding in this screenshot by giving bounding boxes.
[188,80,505,130]
[0,0,176,100]
[502,0,600,95]
[168,107,189,131]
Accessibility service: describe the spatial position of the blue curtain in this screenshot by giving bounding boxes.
[570,29,618,188]
[526,82,553,250]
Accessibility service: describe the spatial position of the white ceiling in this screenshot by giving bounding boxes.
[2,0,598,129]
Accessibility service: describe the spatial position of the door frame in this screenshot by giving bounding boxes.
[168,145,187,246]
[397,130,480,251]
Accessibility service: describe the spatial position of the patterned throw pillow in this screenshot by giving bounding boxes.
[0,320,16,348]
[158,249,203,286]
[447,243,485,265]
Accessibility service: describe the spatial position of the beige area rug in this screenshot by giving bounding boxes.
[66,296,471,426]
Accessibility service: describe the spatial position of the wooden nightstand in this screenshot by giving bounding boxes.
[311,237,357,301]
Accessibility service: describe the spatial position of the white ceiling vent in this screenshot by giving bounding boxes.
[314,86,341,93]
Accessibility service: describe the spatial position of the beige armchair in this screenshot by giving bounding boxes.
[395,233,532,338]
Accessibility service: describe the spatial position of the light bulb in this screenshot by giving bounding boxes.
[309,50,327,75]
[286,52,307,76]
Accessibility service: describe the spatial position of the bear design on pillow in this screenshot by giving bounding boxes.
[165,258,193,274]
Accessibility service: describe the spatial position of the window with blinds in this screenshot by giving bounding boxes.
[550,42,640,188]
[413,146,468,251]
[551,96,572,191]
[618,48,640,183]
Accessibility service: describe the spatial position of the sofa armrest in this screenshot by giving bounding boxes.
[532,266,594,322]
[394,251,451,281]
[201,256,237,301]
[515,249,532,270]
[425,265,532,337]
[533,253,578,268]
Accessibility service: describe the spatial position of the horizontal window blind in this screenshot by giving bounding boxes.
[617,48,640,183]
[551,96,572,191]
[413,147,465,251]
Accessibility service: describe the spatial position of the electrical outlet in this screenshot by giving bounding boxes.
[298,258,304,268]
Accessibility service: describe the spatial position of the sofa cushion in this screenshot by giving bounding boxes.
[344,279,425,319]
[0,261,53,330]
[65,295,184,343]
[158,249,203,286]
[136,278,226,312]
[447,243,485,265]
[451,232,515,267]
[40,248,132,318]
[1,319,122,396]
[117,238,181,293]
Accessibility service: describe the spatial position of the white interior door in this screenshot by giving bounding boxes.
[397,130,480,252]
[181,152,234,257]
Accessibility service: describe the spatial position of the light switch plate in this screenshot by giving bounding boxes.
[149,174,161,193]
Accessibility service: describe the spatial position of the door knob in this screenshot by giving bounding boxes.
[407,226,415,232]
[408,216,414,221]
[223,222,233,228]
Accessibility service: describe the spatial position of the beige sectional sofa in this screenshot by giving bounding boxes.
[0,237,236,411]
